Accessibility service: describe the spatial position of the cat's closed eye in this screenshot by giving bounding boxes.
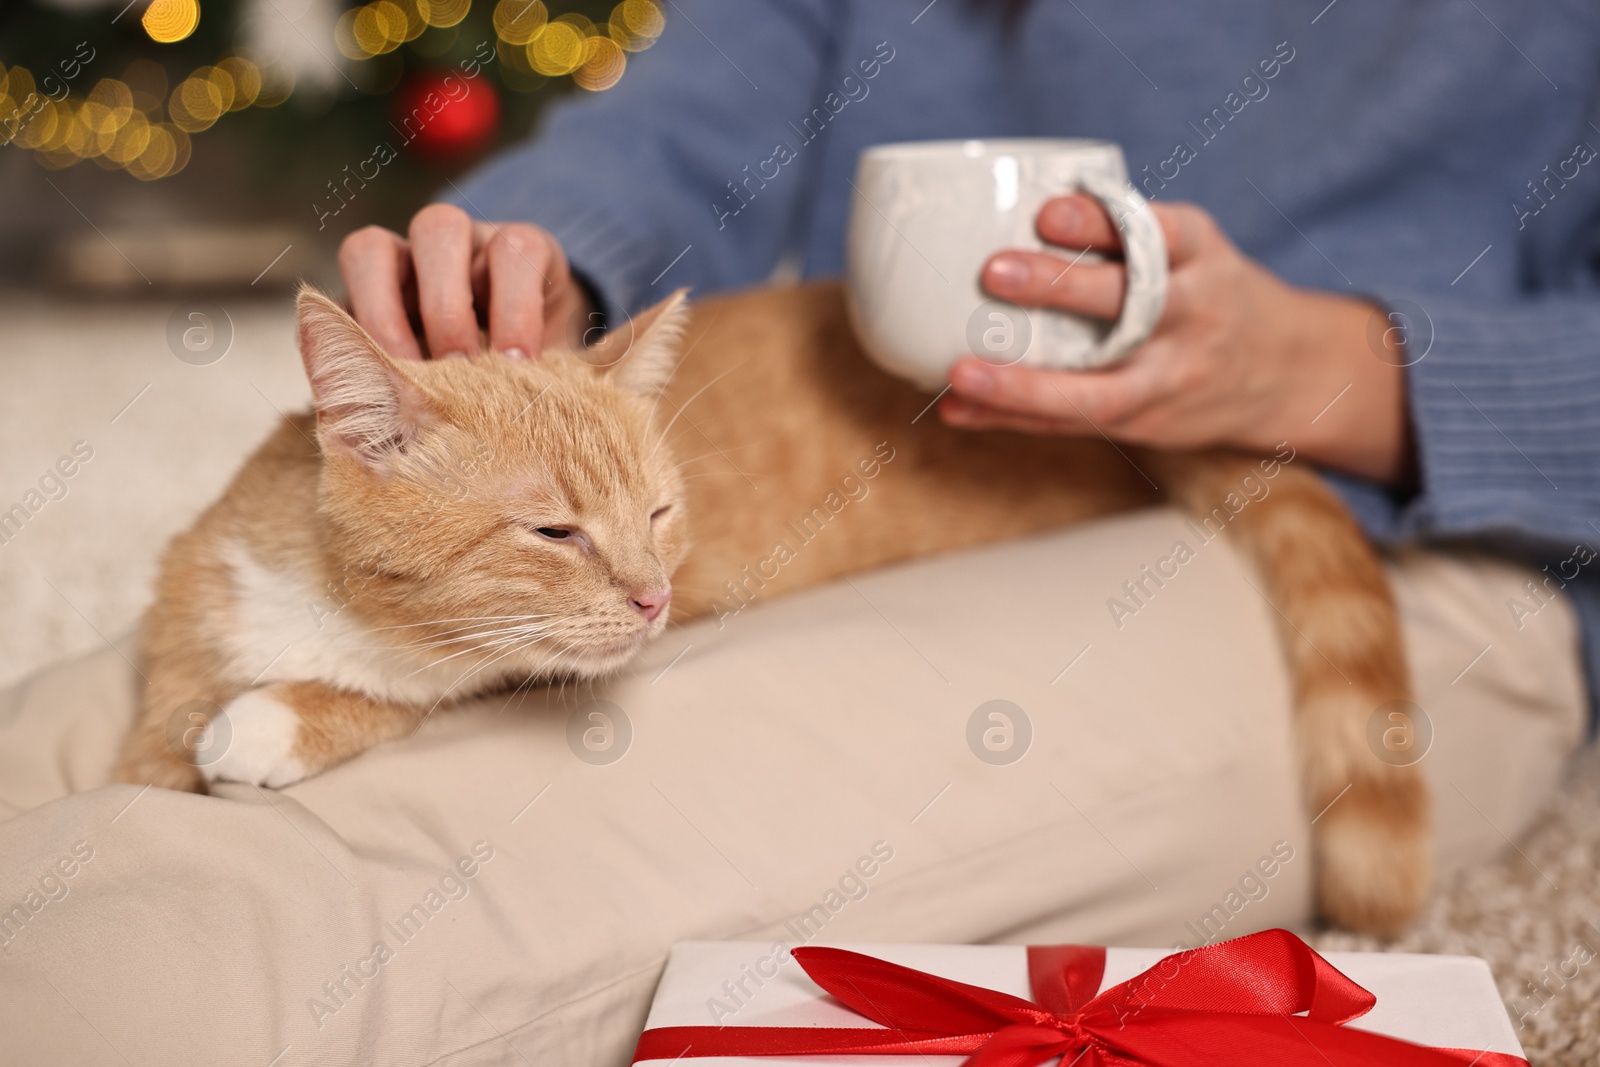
[651,505,672,522]
[532,526,574,541]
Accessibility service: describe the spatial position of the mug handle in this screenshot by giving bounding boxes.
[1074,172,1168,364]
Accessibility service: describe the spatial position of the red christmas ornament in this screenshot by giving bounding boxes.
[392,69,501,161]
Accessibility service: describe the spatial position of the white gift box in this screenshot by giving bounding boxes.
[634,939,1525,1066]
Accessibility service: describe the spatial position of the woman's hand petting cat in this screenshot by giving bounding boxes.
[941,195,1413,487]
[338,203,595,363]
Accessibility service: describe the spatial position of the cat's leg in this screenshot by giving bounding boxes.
[199,681,426,789]
[114,649,227,794]
[1148,450,1430,934]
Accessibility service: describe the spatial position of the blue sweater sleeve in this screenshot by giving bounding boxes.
[443,0,842,326]
[1328,292,1600,550]
[1325,291,1600,719]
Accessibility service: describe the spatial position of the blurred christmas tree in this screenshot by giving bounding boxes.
[0,0,660,190]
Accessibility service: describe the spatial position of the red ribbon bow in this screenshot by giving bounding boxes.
[633,929,1527,1067]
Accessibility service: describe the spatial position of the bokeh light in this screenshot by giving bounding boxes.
[416,0,470,29]
[574,34,625,91]
[353,3,404,56]
[217,57,261,110]
[10,0,660,180]
[610,0,662,51]
[106,112,152,166]
[528,15,587,76]
[340,0,431,60]
[494,0,547,45]
[142,0,201,44]
[127,122,191,180]
[170,70,224,131]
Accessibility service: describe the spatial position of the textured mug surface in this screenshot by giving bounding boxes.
[845,138,1168,392]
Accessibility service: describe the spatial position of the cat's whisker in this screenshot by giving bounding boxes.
[377,622,546,645]
[675,443,760,467]
[343,627,548,658]
[347,614,572,652]
[382,621,563,652]
[332,624,556,653]
[649,357,748,459]
[678,470,755,484]
[343,614,589,664]
[358,612,561,635]
[394,631,546,673]
[393,619,588,676]
[413,624,571,730]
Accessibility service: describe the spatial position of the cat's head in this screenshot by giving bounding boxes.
[296,285,690,682]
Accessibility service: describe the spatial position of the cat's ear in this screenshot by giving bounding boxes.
[590,289,690,397]
[296,285,436,466]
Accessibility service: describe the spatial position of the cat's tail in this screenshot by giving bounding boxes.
[1148,448,1430,934]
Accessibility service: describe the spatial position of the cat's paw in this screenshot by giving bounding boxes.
[199,690,311,789]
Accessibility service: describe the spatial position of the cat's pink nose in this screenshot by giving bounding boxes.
[630,587,672,622]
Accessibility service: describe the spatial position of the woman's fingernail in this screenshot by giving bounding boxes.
[953,361,995,396]
[1043,199,1082,233]
[986,256,1030,290]
[439,350,468,361]
[503,346,529,361]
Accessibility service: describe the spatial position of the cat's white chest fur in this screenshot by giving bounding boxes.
[218,539,514,706]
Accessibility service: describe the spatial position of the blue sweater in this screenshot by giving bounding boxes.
[452,0,1600,717]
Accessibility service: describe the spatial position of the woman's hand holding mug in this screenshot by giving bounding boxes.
[943,194,1412,486]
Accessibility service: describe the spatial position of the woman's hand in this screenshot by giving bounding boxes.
[337,203,595,363]
[941,195,1413,486]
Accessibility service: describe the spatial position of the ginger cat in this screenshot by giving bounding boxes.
[115,281,1426,934]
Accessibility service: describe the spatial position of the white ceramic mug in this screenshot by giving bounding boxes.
[844,138,1167,392]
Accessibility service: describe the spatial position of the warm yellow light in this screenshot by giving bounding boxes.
[0,91,16,146]
[376,1,411,50]
[11,11,289,176]
[171,74,223,131]
[78,103,114,149]
[494,0,546,45]
[352,5,398,56]
[217,56,260,109]
[142,0,201,44]
[610,0,662,50]
[574,34,625,91]
[201,65,237,111]
[129,123,176,179]
[18,100,57,151]
[107,111,152,164]
[416,0,470,29]
[62,107,97,158]
[127,122,189,180]
[35,146,79,170]
[527,19,584,75]
[396,0,427,41]
[5,66,36,107]
[558,11,596,37]
[87,78,135,128]
[85,78,135,159]
[169,122,192,174]
[334,8,368,60]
